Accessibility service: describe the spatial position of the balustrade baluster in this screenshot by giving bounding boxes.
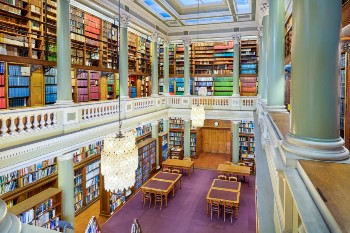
[17,116,24,133]
[1,118,9,137]
[9,117,17,135]
[33,114,39,131]
[83,108,87,120]
[52,112,57,126]
[40,113,46,129]
[46,113,52,128]
[25,115,32,132]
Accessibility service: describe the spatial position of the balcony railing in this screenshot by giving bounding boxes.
[0,96,256,149]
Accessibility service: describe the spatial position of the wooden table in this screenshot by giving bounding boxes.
[206,180,241,219]
[162,159,195,178]
[140,171,182,207]
[217,164,251,186]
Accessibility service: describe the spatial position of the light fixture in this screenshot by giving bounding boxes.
[191,105,205,127]
[101,0,138,193]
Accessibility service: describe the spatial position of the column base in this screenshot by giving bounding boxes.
[55,100,73,105]
[264,105,287,112]
[150,94,159,97]
[232,93,240,97]
[183,93,191,96]
[119,95,130,100]
[162,93,170,96]
[282,133,349,161]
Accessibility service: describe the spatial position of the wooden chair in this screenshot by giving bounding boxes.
[171,156,180,159]
[228,176,238,182]
[218,175,227,180]
[163,168,171,173]
[223,202,235,223]
[154,191,165,210]
[171,169,181,174]
[142,190,153,208]
[224,161,234,165]
[210,200,221,220]
[238,162,246,166]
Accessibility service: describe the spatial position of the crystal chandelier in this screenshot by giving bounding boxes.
[101,0,138,193]
[191,105,205,127]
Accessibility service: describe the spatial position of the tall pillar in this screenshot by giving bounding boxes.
[266,0,285,108]
[261,15,269,102]
[282,0,349,160]
[257,28,263,98]
[119,16,129,98]
[232,35,240,97]
[56,0,72,104]
[163,40,170,96]
[183,38,191,96]
[183,119,191,158]
[151,122,159,168]
[231,121,240,164]
[58,154,75,225]
[151,32,159,97]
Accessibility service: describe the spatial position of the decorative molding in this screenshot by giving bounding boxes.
[163,39,170,48]
[258,26,263,39]
[233,35,241,44]
[260,0,269,16]
[341,41,350,53]
[182,38,191,47]
[120,14,131,28]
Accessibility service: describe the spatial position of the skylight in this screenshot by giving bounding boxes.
[183,16,233,25]
[179,0,224,7]
[235,0,250,14]
[143,0,173,19]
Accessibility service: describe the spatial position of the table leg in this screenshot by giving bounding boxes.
[172,186,175,197]
[188,168,191,179]
[166,195,168,207]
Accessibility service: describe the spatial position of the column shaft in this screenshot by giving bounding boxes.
[151,42,159,96]
[282,0,349,160]
[261,16,269,101]
[232,42,240,96]
[58,155,75,225]
[119,26,128,98]
[184,44,190,96]
[163,45,169,95]
[56,0,72,103]
[152,122,159,168]
[183,120,191,158]
[267,0,285,107]
[232,122,240,164]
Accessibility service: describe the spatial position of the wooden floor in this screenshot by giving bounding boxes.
[74,152,230,233]
[193,152,231,170]
[74,200,108,233]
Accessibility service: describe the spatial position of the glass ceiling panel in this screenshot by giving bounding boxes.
[235,0,250,14]
[179,0,224,7]
[183,16,233,25]
[144,0,173,19]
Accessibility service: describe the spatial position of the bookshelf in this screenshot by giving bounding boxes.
[213,77,233,96]
[0,61,6,108]
[85,216,101,233]
[240,76,257,96]
[159,44,164,78]
[239,120,255,173]
[158,119,164,133]
[8,188,62,231]
[8,64,30,108]
[44,67,57,104]
[137,138,156,188]
[240,40,257,75]
[158,132,168,166]
[175,44,185,75]
[74,167,83,212]
[190,129,202,158]
[128,31,137,73]
[169,44,175,75]
[135,123,152,144]
[194,77,213,96]
[213,41,234,75]
[89,71,100,100]
[341,52,346,138]
[85,159,100,205]
[106,73,119,99]
[192,42,214,75]
[285,15,292,64]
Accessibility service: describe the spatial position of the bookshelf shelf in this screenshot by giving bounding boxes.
[158,132,168,166]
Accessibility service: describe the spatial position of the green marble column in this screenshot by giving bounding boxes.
[184,119,191,158]
[232,121,240,164]
[152,122,159,168]
[151,32,159,96]
[163,41,170,96]
[232,35,240,97]
[56,0,72,104]
[266,0,285,107]
[58,154,75,225]
[257,33,263,98]
[282,0,349,160]
[183,39,191,96]
[119,17,129,98]
[261,15,269,101]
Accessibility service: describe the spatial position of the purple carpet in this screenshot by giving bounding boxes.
[102,169,256,233]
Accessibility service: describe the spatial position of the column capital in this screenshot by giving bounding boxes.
[150,31,159,43]
[258,26,263,39]
[260,0,269,16]
[120,14,131,28]
[163,39,170,48]
[183,38,191,47]
[233,35,241,44]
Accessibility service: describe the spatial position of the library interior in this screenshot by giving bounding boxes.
[0,0,349,232]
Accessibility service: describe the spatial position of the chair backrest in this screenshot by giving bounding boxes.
[172,156,180,160]
[224,161,233,165]
[238,162,246,166]
[228,176,238,182]
[211,200,220,207]
[172,169,180,174]
[218,175,227,180]
[163,168,171,172]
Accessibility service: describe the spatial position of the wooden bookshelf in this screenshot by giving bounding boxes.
[340,51,347,139]
[135,123,152,144]
[240,40,258,96]
[8,187,62,231]
[213,77,233,96]
[190,128,202,158]
[239,120,255,173]
[158,132,168,166]
[285,14,293,64]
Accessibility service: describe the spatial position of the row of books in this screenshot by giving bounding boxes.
[8,87,30,98]
[8,65,30,76]
[21,165,57,186]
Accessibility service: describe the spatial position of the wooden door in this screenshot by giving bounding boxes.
[202,128,231,154]
[30,70,44,106]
